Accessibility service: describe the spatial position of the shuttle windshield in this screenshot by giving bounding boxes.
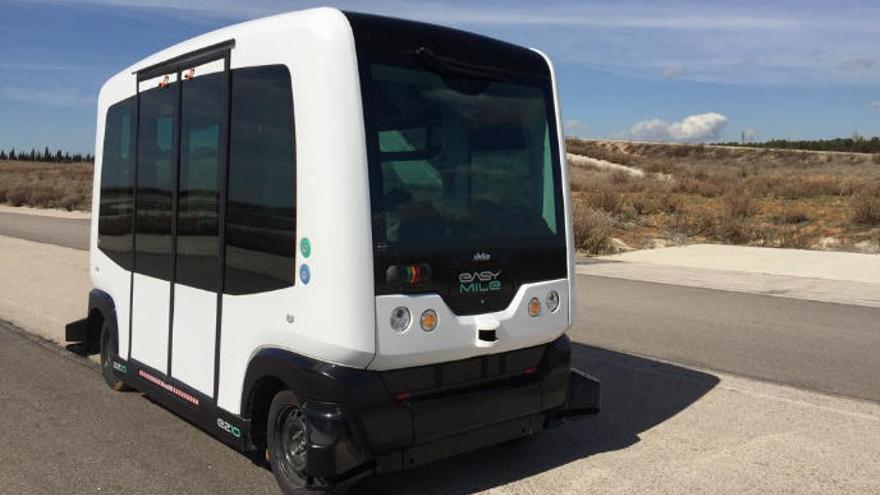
[352,15,565,255]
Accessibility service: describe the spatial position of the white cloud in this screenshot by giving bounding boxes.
[622,112,729,143]
[871,101,880,109]
[564,119,589,136]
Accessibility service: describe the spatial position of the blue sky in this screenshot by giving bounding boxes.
[1,0,879,154]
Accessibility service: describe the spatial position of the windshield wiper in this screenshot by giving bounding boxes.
[414,46,504,83]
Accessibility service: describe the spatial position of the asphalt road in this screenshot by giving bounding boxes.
[0,211,88,250]
[572,275,880,403]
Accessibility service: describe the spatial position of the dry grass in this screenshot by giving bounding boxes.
[572,200,615,254]
[851,181,880,226]
[0,160,93,211]
[567,139,880,254]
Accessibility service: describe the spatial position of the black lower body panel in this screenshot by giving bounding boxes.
[108,334,599,488]
[298,334,601,482]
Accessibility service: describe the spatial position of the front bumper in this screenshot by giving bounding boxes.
[299,335,600,484]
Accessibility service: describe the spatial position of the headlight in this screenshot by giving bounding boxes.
[420,309,438,332]
[528,297,541,317]
[547,291,560,313]
[390,307,411,332]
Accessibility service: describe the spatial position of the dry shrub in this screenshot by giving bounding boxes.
[586,185,624,214]
[775,226,812,249]
[657,193,682,214]
[674,177,724,197]
[715,216,750,244]
[572,202,614,255]
[609,171,633,185]
[851,183,880,225]
[722,188,754,219]
[629,193,654,215]
[568,171,592,192]
[773,206,811,224]
[779,176,846,198]
[671,208,714,236]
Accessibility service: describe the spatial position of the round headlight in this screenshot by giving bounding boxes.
[547,291,560,313]
[390,307,411,332]
[528,297,541,317]
[420,309,438,332]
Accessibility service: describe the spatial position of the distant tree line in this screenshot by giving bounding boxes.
[716,135,880,154]
[0,146,94,163]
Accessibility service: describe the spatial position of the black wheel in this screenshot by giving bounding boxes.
[99,320,127,391]
[268,391,312,494]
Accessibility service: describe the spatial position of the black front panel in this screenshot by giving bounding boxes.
[377,245,566,314]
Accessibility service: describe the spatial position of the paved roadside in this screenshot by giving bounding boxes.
[0,235,89,343]
[607,244,880,282]
[578,260,880,308]
[0,209,89,250]
[581,244,880,308]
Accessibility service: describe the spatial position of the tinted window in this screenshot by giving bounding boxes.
[367,63,562,248]
[224,66,296,295]
[135,83,176,280]
[98,97,136,269]
[176,72,223,291]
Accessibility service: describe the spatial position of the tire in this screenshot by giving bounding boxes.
[268,390,314,495]
[99,320,127,391]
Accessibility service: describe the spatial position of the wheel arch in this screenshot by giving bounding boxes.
[86,289,117,354]
[241,348,349,417]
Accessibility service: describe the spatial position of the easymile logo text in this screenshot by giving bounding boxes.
[459,270,502,293]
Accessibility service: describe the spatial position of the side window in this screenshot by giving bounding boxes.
[135,82,176,280]
[224,65,296,295]
[98,97,136,269]
[176,71,224,291]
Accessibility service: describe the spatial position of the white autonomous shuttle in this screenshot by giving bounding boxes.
[67,8,600,493]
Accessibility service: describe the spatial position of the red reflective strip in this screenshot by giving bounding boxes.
[524,367,538,375]
[138,370,200,406]
[394,392,413,401]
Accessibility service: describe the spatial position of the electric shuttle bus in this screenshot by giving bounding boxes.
[67,8,600,493]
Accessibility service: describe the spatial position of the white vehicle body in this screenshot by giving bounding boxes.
[72,8,596,491]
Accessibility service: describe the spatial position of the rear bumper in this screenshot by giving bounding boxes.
[298,335,600,484]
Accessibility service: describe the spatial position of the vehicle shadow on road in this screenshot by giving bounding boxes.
[353,343,720,494]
